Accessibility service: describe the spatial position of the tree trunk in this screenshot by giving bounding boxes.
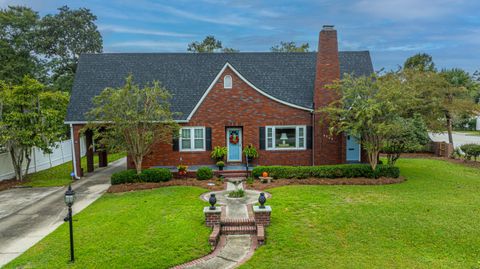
[24,147,32,179]
[367,150,379,170]
[446,111,454,145]
[134,156,142,175]
[9,147,24,181]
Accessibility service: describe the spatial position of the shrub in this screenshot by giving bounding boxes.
[111,170,139,185]
[210,146,227,161]
[196,167,213,180]
[140,168,172,182]
[460,143,480,161]
[216,161,225,167]
[252,164,399,179]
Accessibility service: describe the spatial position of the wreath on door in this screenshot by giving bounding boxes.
[229,132,239,144]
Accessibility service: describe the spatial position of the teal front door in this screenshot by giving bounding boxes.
[227,128,242,162]
[346,135,360,162]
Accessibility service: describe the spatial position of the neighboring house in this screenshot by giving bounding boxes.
[65,25,373,178]
[477,116,480,131]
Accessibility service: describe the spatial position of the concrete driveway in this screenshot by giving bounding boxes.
[429,132,480,149]
[0,158,126,267]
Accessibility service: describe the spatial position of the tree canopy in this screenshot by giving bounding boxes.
[0,76,69,180]
[187,35,238,53]
[403,53,436,72]
[87,75,179,174]
[271,41,309,52]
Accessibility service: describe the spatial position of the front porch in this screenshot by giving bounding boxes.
[153,164,255,172]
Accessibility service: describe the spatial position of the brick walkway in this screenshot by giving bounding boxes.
[173,180,266,269]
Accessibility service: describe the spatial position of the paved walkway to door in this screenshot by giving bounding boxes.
[0,158,126,267]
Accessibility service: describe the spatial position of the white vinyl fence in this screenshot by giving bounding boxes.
[0,137,86,181]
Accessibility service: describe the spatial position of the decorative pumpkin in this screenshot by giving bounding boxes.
[262,171,268,177]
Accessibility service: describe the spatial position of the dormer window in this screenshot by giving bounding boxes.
[223,75,232,89]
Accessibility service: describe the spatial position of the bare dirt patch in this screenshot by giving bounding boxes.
[107,178,226,193]
[245,177,405,191]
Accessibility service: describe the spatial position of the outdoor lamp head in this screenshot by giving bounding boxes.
[64,185,76,207]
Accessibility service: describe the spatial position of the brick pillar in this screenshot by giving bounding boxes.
[98,149,108,167]
[204,207,222,227]
[85,129,94,172]
[253,206,271,226]
[72,124,84,177]
[313,25,345,165]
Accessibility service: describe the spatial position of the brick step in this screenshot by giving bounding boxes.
[221,218,256,226]
[221,225,257,235]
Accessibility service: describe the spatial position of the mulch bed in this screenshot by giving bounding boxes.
[0,178,20,192]
[245,177,405,191]
[107,178,226,193]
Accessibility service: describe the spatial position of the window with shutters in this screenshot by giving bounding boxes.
[265,125,306,150]
[180,127,205,151]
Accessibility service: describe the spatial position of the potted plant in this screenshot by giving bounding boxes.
[216,161,225,171]
[210,146,227,162]
[177,164,188,176]
[243,144,259,163]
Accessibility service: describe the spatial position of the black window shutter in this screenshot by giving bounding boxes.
[307,126,313,149]
[206,127,212,150]
[259,127,265,150]
[172,136,179,151]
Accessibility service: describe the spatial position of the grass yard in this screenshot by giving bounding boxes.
[241,158,480,268]
[22,152,126,187]
[5,186,211,269]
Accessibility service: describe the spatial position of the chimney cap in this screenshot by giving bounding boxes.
[322,25,335,31]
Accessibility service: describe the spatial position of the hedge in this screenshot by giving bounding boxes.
[196,167,213,180]
[111,168,172,185]
[252,164,400,179]
[460,143,480,161]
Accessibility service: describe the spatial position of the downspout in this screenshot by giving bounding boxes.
[70,124,79,179]
[311,104,315,166]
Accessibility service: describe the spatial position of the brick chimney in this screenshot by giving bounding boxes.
[313,25,345,165]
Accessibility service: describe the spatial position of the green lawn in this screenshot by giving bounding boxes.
[5,186,211,269]
[23,152,126,187]
[241,158,480,268]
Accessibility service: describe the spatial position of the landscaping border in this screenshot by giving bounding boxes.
[107,178,226,193]
[246,177,405,191]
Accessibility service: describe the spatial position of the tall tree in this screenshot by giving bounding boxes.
[0,6,41,83]
[403,53,436,72]
[187,35,238,53]
[0,76,69,180]
[271,41,309,52]
[87,75,179,174]
[36,6,103,91]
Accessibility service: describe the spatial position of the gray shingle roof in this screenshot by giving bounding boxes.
[66,51,373,121]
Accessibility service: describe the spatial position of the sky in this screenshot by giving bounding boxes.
[1,0,479,73]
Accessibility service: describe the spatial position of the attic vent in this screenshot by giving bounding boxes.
[224,75,232,89]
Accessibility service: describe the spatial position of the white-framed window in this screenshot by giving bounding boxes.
[265,125,306,150]
[180,127,205,151]
[224,75,232,89]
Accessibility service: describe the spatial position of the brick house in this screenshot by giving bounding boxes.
[65,26,373,178]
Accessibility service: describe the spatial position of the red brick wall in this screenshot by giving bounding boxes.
[139,67,313,168]
[313,26,346,165]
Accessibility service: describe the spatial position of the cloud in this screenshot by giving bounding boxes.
[108,40,187,51]
[98,25,194,37]
[354,0,463,20]
[149,3,253,26]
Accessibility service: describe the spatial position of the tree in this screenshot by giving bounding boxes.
[382,115,429,166]
[0,6,41,83]
[36,6,103,91]
[187,35,238,53]
[87,75,179,174]
[321,74,399,170]
[403,53,436,72]
[271,41,309,52]
[0,76,69,180]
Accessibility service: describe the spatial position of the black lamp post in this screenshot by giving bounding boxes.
[64,185,76,262]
